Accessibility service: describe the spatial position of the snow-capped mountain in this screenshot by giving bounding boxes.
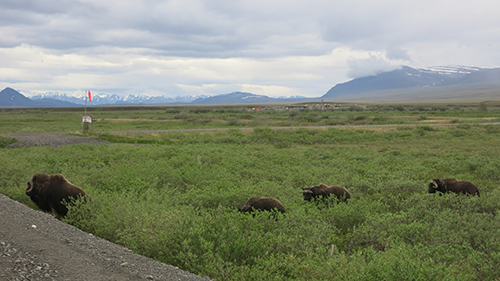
[322,65,500,102]
[276,95,309,99]
[27,92,209,106]
[24,90,311,106]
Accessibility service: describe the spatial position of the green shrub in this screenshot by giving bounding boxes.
[0,136,16,148]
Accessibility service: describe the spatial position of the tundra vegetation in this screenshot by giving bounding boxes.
[1,104,500,280]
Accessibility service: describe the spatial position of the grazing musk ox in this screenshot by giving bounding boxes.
[26,173,88,218]
[302,183,351,203]
[428,178,480,196]
[238,197,286,214]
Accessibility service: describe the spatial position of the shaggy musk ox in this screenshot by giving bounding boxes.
[26,173,88,218]
[302,184,351,203]
[238,197,286,214]
[428,178,480,196]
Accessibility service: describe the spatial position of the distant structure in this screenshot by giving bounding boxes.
[82,90,92,133]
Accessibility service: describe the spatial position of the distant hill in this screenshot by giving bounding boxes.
[0,88,79,107]
[0,87,37,107]
[322,66,500,103]
[31,98,79,107]
[191,91,311,105]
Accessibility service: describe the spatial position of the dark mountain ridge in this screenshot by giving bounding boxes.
[0,87,37,107]
[31,98,79,107]
[191,91,311,105]
[0,87,80,107]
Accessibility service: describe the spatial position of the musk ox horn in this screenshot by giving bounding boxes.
[302,189,313,194]
[26,174,38,193]
[430,181,438,189]
[26,181,34,193]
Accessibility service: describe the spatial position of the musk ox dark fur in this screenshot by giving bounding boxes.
[428,178,480,196]
[302,183,351,203]
[26,173,88,218]
[238,197,286,214]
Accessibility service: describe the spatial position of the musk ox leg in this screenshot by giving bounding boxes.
[51,207,59,218]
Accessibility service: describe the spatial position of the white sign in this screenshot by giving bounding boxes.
[82,115,92,123]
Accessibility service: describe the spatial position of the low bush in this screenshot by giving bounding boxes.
[0,136,16,148]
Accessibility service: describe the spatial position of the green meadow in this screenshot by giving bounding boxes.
[1,104,500,280]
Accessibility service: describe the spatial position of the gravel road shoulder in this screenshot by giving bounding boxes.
[0,194,211,281]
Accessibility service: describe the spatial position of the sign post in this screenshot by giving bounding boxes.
[82,90,92,133]
[82,114,92,133]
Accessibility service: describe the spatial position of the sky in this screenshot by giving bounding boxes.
[1,0,499,98]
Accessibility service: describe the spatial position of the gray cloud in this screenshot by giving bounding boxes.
[0,0,73,14]
[3,0,498,57]
[347,55,402,79]
[386,47,411,61]
[0,0,334,57]
[0,0,499,98]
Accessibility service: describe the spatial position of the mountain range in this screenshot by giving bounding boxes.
[1,65,499,107]
[27,92,208,106]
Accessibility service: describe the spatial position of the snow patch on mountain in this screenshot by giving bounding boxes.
[418,65,484,75]
[23,92,209,105]
[241,95,268,99]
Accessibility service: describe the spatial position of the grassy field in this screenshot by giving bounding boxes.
[1,104,500,280]
[1,103,499,134]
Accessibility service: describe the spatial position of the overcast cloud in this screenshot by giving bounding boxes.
[1,0,499,98]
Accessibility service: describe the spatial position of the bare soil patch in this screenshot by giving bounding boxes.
[2,133,111,149]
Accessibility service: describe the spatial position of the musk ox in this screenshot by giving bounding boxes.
[26,173,88,218]
[428,178,480,196]
[302,184,351,203]
[238,197,286,214]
